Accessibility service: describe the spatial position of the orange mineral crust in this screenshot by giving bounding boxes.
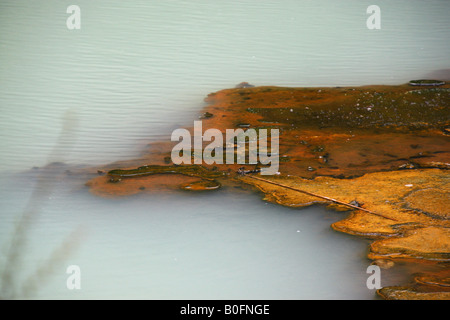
[86,83,450,299]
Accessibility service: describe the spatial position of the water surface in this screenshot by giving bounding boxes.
[0,0,449,299]
[1,170,378,299]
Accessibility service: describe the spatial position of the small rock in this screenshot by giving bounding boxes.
[235,82,255,88]
[199,112,214,119]
[399,163,416,169]
[373,259,395,269]
[350,200,364,207]
[163,156,172,164]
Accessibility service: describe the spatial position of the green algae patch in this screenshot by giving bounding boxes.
[225,85,450,131]
[409,79,446,86]
[87,164,227,197]
[108,164,225,181]
[105,164,226,193]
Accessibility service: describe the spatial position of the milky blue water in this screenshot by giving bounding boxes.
[0,0,448,299]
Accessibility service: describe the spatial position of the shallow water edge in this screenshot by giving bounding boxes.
[86,82,450,299]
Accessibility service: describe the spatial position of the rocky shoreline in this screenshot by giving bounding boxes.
[86,82,449,299]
